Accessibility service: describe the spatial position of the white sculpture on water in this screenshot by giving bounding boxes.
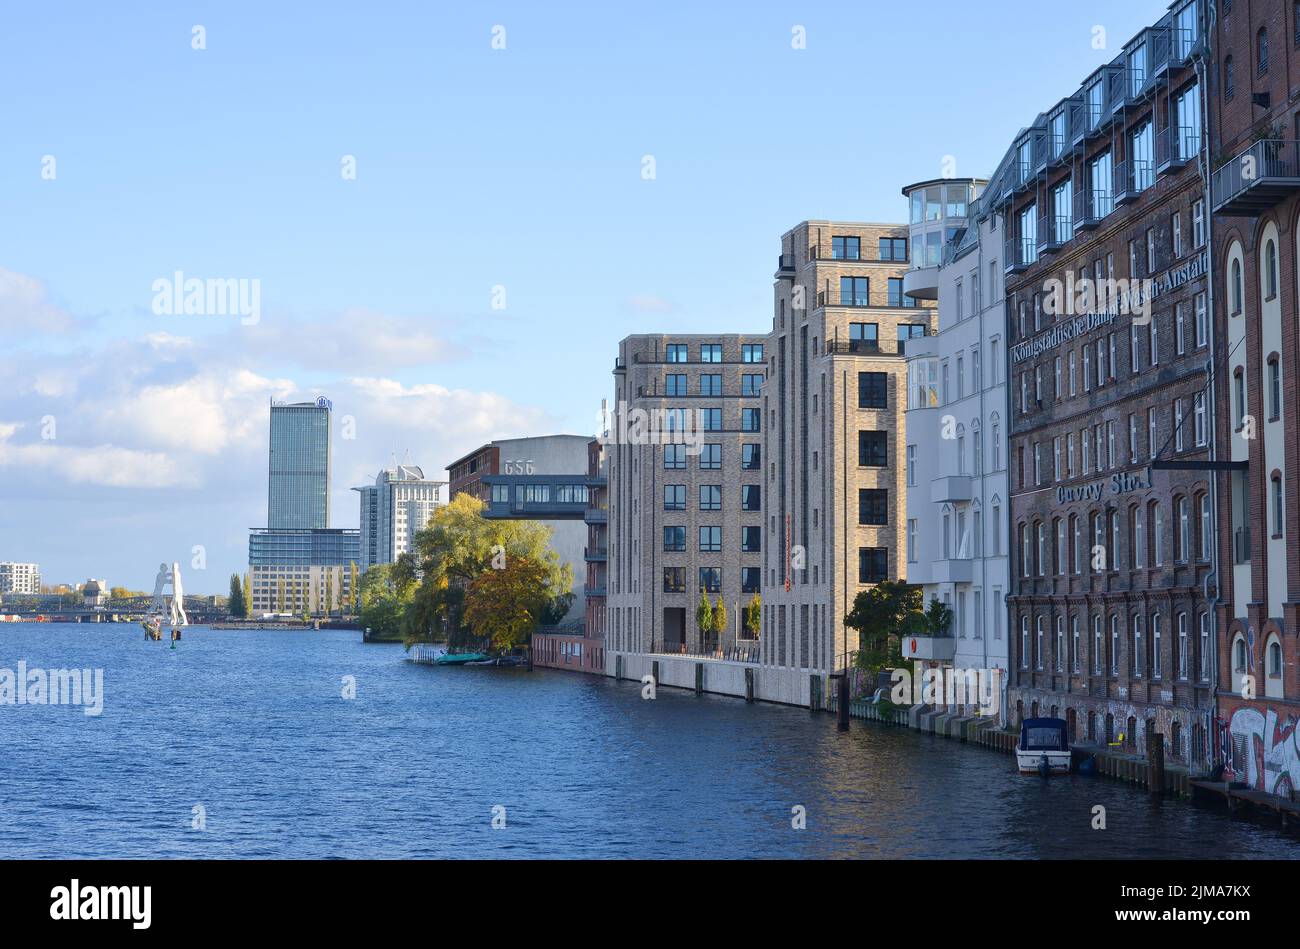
[147,561,189,627]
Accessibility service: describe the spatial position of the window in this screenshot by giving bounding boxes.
[741,408,761,432]
[664,445,687,469]
[1192,199,1205,247]
[1020,617,1030,668]
[849,322,879,351]
[1194,292,1207,348]
[699,374,722,396]
[1268,357,1281,420]
[840,276,870,306]
[1178,612,1189,679]
[663,526,686,551]
[741,526,761,552]
[741,567,760,593]
[1265,239,1278,298]
[858,548,888,583]
[666,344,688,363]
[741,484,761,511]
[741,343,764,362]
[1110,615,1119,675]
[858,489,888,525]
[1093,615,1103,674]
[1199,612,1210,680]
[1194,392,1207,447]
[1231,258,1243,314]
[699,344,722,363]
[664,484,686,510]
[906,444,916,486]
[1224,55,1235,100]
[741,443,761,470]
[888,277,914,307]
[1152,613,1163,678]
[879,237,907,261]
[1131,122,1154,192]
[699,444,721,469]
[858,430,887,467]
[1176,496,1190,562]
[1174,399,1184,451]
[665,373,687,396]
[699,484,721,511]
[1035,617,1044,669]
[1272,473,1284,537]
[859,371,887,408]
[699,567,721,593]
[1145,227,1156,274]
[1133,615,1145,676]
[832,235,860,260]
[698,526,721,552]
[663,567,685,593]
[1258,27,1269,75]
[1175,303,1186,354]
[906,519,917,563]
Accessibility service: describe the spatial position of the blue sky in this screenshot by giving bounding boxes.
[0,0,1158,592]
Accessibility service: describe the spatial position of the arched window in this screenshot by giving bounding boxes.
[1265,239,1278,298]
[1177,612,1188,679]
[1258,27,1270,75]
[1020,616,1030,668]
[1231,257,1242,314]
[1093,615,1103,674]
[1110,614,1120,675]
[1266,634,1284,699]
[1272,472,1285,537]
[1176,495,1190,562]
[1035,616,1045,669]
[1152,612,1163,678]
[1133,614,1145,676]
[1055,615,1065,672]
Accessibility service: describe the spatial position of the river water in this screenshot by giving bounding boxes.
[1,623,1295,859]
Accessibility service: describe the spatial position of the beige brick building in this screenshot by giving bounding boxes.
[606,334,767,662]
[761,221,935,704]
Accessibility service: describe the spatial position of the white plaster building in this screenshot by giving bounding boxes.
[355,463,445,571]
[0,562,41,595]
[901,178,1011,716]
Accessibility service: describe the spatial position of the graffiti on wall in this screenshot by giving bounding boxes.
[1226,705,1299,797]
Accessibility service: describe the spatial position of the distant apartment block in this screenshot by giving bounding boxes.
[762,221,935,705]
[354,463,445,571]
[0,562,41,595]
[448,434,593,624]
[606,334,767,673]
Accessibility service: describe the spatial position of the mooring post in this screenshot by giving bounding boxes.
[837,674,849,732]
[1149,732,1165,796]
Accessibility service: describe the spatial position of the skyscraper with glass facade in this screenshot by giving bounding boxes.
[268,399,331,530]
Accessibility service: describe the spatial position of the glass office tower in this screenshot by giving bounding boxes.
[268,400,331,529]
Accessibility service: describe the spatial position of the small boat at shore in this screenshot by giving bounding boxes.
[1017,717,1072,776]
[435,652,492,666]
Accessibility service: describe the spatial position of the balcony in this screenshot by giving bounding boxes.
[930,475,973,503]
[1156,125,1199,174]
[584,508,608,524]
[1038,214,1073,253]
[776,253,796,277]
[1073,188,1113,231]
[584,546,607,562]
[931,559,973,584]
[903,265,939,301]
[1212,140,1300,215]
[585,584,607,597]
[901,634,956,662]
[824,338,912,357]
[1113,159,1152,205]
[1004,235,1038,274]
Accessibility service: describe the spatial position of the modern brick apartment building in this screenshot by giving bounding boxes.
[605,334,767,682]
[1000,0,1218,767]
[1209,0,1300,792]
[762,221,933,705]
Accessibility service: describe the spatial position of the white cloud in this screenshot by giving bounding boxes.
[626,294,677,314]
[0,267,76,334]
[0,422,196,488]
[243,308,465,371]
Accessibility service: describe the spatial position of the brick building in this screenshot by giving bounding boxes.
[1209,0,1300,792]
[762,221,934,705]
[1000,0,1217,767]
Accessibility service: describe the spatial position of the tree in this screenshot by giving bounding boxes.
[357,563,414,641]
[696,588,714,644]
[348,561,359,614]
[744,594,762,637]
[921,597,953,638]
[712,596,728,644]
[406,493,572,647]
[844,579,922,674]
[276,579,286,614]
[462,557,551,652]
[228,573,247,618]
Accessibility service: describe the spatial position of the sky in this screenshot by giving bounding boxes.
[0,0,1159,593]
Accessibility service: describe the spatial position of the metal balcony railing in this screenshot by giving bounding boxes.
[1114,158,1153,203]
[824,337,917,357]
[1156,124,1200,171]
[1212,140,1300,215]
[652,642,761,664]
[1073,188,1113,229]
[1038,213,1073,250]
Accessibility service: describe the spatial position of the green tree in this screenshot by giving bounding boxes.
[743,594,762,637]
[462,556,551,652]
[348,561,359,614]
[357,563,415,641]
[921,597,953,638]
[696,588,714,644]
[276,579,286,614]
[227,573,247,618]
[844,579,922,674]
[712,596,728,642]
[406,493,572,648]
